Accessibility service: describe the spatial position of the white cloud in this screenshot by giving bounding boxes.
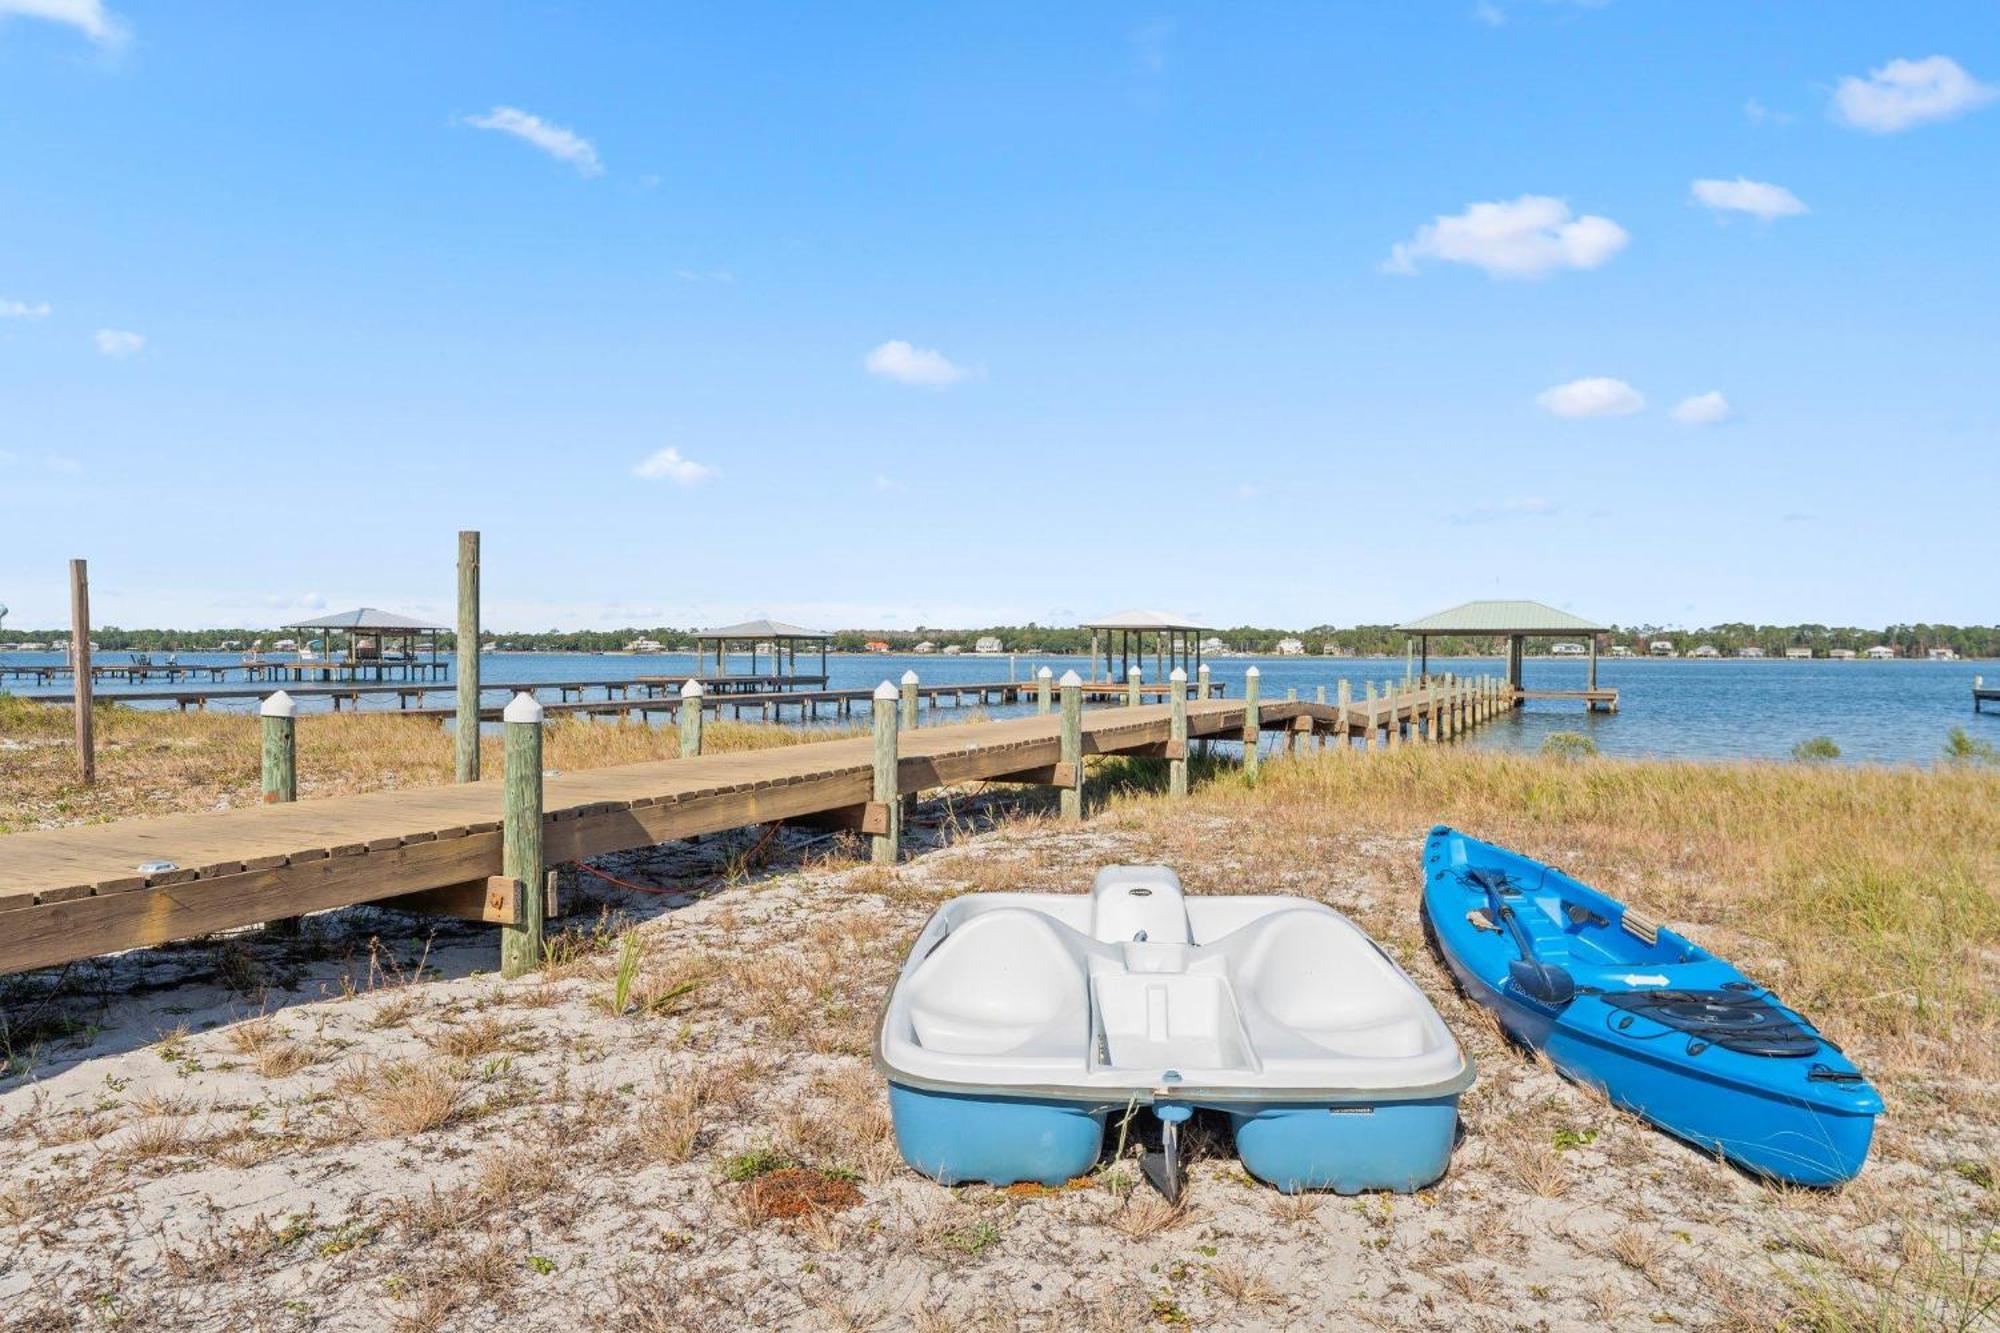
[1453,496,1559,524]
[864,340,973,388]
[1671,390,1732,426]
[1471,2,1505,26]
[0,0,126,45]
[870,475,906,494]
[1691,177,1806,221]
[1234,483,1262,500]
[1743,99,1794,127]
[631,447,715,486]
[1536,376,1644,419]
[463,106,603,176]
[43,454,82,474]
[1384,194,1628,279]
[1129,19,1173,77]
[93,328,144,357]
[1,298,51,319]
[1832,56,1996,133]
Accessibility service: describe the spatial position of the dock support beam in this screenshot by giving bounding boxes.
[1197,663,1211,700]
[500,693,545,979]
[1336,679,1351,752]
[70,558,93,785]
[1169,668,1188,798]
[455,530,480,783]
[1059,671,1084,822]
[900,670,919,731]
[1037,666,1052,715]
[1243,666,1261,778]
[678,679,703,756]
[1128,665,1141,708]
[261,691,297,804]
[870,681,901,864]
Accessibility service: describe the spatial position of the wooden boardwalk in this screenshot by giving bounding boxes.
[0,679,1511,978]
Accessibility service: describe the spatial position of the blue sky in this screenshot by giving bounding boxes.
[2,2,1995,632]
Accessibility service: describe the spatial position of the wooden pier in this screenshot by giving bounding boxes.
[0,675,1513,978]
[1976,676,1996,715]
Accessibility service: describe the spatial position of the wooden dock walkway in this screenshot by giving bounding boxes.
[0,677,1513,978]
[1976,676,1996,715]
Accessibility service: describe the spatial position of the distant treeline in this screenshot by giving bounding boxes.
[8,621,1995,658]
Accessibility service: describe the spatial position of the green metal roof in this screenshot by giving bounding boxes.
[1397,599,1609,635]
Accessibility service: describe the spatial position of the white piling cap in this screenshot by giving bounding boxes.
[259,690,296,718]
[1037,666,1052,679]
[1170,667,1186,682]
[1128,665,1141,678]
[874,680,899,700]
[1245,665,1261,677]
[680,678,703,698]
[503,691,544,724]
[1059,669,1081,686]
[901,669,919,684]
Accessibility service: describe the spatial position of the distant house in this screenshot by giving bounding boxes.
[1828,648,1857,661]
[1927,647,1959,661]
[913,641,936,655]
[1737,646,1765,658]
[1865,645,1897,660]
[273,638,298,651]
[1550,642,1586,657]
[1607,645,1634,658]
[1320,641,1347,657]
[1275,637,1305,656]
[974,636,1003,654]
[941,644,964,656]
[1649,640,1676,657]
[1784,647,1813,660]
[1199,636,1227,655]
[1690,644,1720,659]
[624,637,665,653]
[863,640,890,654]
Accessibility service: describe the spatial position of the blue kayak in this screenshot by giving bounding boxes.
[1422,826,1881,1186]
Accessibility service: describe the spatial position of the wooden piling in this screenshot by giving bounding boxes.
[871,681,901,864]
[499,692,545,979]
[678,679,704,756]
[1059,671,1084,822]
[69,558,93,785]
[1336,679,1351,753]
[455,530,480,783]
[260,691,297,804]
[1037,666,1053,715]
[1127,665,1141,708]
[1387,682,1402,751]
[900,670,919,730]
[1197,663,1211,699]
[1243,666,1261,777]
[1363,681,1378,752]
[1169,667,1189,799]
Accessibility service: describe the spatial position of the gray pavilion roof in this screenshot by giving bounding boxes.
[1081,609,1208,632]
[1397,600,1608,636]
[284,607,444,632]
[696,618,831,640]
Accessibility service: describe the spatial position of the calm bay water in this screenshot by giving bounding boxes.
[3,650,1991,767]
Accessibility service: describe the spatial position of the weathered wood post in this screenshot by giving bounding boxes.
[1336,679,1351,754]
[1197,663,1211,699]
[1387,681,1403,751]
[678,679,703,756]
[1127,664,1141,708]
[1036,665,1053,715]
[1169,667,1189,799]
[1363,680,1378,752]
[870,681,901,864]
[69,558,93,785]
[900,669,919,730]
[1243,666,1261,778]
[1059,670,1084,822]
[261,691,297,803]
[1284,687,1299,754]
[499,692,545,979]
[455,530,480,783]
[1315,685,1327,705]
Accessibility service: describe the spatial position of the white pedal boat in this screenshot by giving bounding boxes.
[875,866,1473,1195]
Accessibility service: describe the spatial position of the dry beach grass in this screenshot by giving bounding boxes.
[0,703,1995,1329]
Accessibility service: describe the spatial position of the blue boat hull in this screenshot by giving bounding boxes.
[889,1083,1460,1194]
[1423,827,1881,1186]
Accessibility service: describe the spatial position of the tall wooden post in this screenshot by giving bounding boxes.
[678,679,704,756]
[1588,635,1599,692]
[455,530,480,783]
[1336,679,1351,754]
[871,681,900,864]
[1387,681,1402,751]
[1243,666,1261,778]
[1197,663,1211,699]
[1036,665,1053,715]
[1168,667,1188,799]
[1364,681,1378,752]
[499,692,545,979]
[69,558,93,785]
[900,670,919,730]
[1058,670,1084,822]
[1315,685,1327,705]
[1127,664,1141,708]
[261,691,297,803]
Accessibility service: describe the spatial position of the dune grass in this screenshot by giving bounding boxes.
[0,693,849,834]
